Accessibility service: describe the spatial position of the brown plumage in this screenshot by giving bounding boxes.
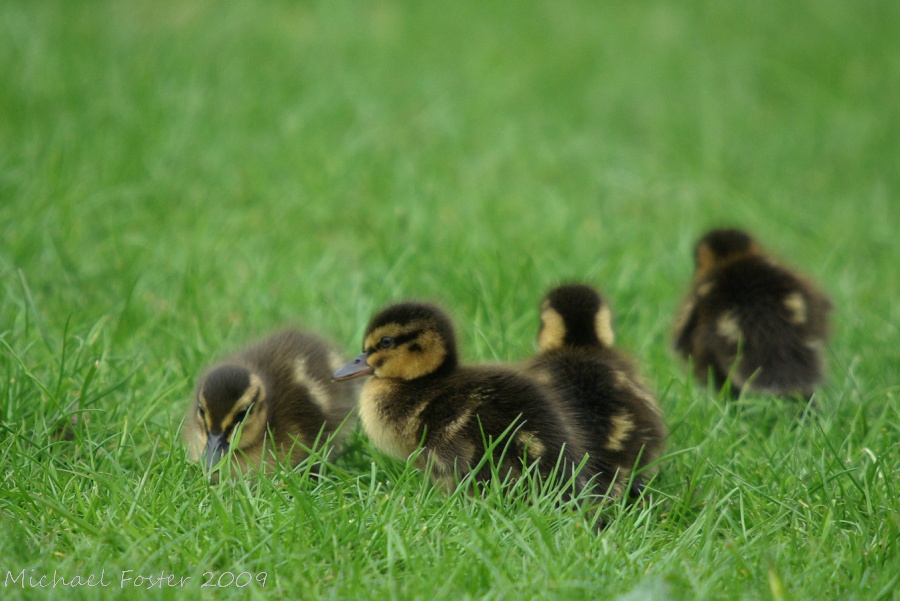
[673,228,832,397]
[183,329,359,482]
[332,302,589,494]
[525,284,667,499]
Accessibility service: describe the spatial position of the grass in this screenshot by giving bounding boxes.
[1,0,898,598]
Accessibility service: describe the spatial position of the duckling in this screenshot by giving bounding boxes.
[673,228,832,397]
[524,284,667,498]
[183,329,359,482]
[332,302,588,494]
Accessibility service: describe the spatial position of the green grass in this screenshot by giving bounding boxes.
[2,0,899,598]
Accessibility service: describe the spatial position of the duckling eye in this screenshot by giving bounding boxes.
[234,409,249,423]
[379,336,393,349]
[198,406,206,419]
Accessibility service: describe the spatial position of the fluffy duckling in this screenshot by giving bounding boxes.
[332,302,588,494]
[183,329,358,482]
[525,284,667,498]
[673,228,832,397]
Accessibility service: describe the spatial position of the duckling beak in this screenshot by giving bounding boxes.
[202,433,229,478]
[332,352,374,381]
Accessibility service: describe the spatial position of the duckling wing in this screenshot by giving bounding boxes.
[704,261,827,393]
[244,330,358,458]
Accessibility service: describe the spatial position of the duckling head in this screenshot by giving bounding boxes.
[193,364,268,480]
[538,284,615,351]
[333,302,459,382]
[695,228,761,274]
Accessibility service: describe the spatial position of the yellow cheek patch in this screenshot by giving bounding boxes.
[198,393,212,433]
[538,308,566,351]
[594,306,615,347]
[220,373,264,437]
[366,322,447,380]
[403,329,447,377]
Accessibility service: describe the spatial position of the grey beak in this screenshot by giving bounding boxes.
[202,433,229,478]
[332,352,374,381]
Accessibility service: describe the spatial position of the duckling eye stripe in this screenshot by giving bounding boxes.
[393,331,421,346]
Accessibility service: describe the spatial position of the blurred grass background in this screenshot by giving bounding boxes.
[1,1,898,599]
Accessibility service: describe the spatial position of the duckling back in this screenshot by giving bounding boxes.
[674,229,832,397]
[244,330,359,458]
[526,285,667,499]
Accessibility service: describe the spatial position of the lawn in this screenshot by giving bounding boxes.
[1,0,898,599]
